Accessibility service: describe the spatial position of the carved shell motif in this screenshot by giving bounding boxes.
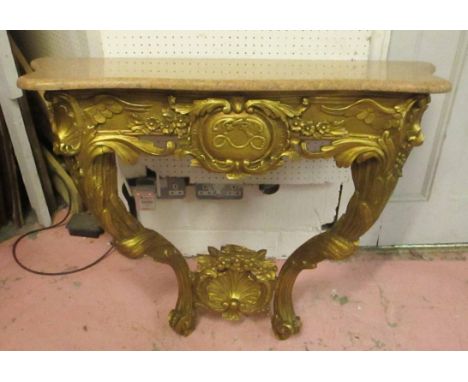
[194,245,277,320]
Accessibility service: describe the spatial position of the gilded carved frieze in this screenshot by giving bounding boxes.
[49,92,428,180]
[47,93,427,180]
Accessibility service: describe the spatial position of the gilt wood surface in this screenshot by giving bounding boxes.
[17,58,450,339]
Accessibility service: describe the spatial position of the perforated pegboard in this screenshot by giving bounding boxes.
[138,138,349,184]
[99,30,373,60]
[142,156,349,184]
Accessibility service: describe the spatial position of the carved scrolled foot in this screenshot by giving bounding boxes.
[169,307,197,336]
[272,312,302,340]
[144,237,197,336]
[114,229,198,336]
[272,232,357,339]
[272,258,318,340]
[161,247,196,336]
[272,234,323,339]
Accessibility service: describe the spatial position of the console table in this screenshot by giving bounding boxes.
[18,58,451,339]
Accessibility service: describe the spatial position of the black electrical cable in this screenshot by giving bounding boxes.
[12,179,114,276]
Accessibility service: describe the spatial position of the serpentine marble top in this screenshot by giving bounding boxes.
[18,57,451,93]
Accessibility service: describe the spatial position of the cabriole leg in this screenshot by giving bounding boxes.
[273,158,402,339]
[79,153,196,336]
[272,93,430,339]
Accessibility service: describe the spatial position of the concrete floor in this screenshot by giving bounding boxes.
[1,224,468,350]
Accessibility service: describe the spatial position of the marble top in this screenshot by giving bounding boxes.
[17,57,451,93]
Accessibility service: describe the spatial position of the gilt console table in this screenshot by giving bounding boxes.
[18,58,451,339]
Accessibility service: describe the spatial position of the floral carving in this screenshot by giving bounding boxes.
[290,117,348,139]
[128,108,191,137]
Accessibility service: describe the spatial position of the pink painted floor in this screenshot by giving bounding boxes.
[1,224,468,350]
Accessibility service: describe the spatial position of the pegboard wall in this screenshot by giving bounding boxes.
[141,157,349,185]
[12,30,389,185]
[99,30,374,60]
[135,138,349,184]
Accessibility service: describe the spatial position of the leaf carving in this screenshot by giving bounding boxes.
[300,131,396,172]
[245,98,309,124]
[170,97,231,117]
[87,135,176,165]
[84,95,151,128]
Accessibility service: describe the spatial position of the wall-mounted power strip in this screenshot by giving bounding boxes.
[195,184,243,200]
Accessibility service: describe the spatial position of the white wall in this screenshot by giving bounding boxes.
[361,31,468,245]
